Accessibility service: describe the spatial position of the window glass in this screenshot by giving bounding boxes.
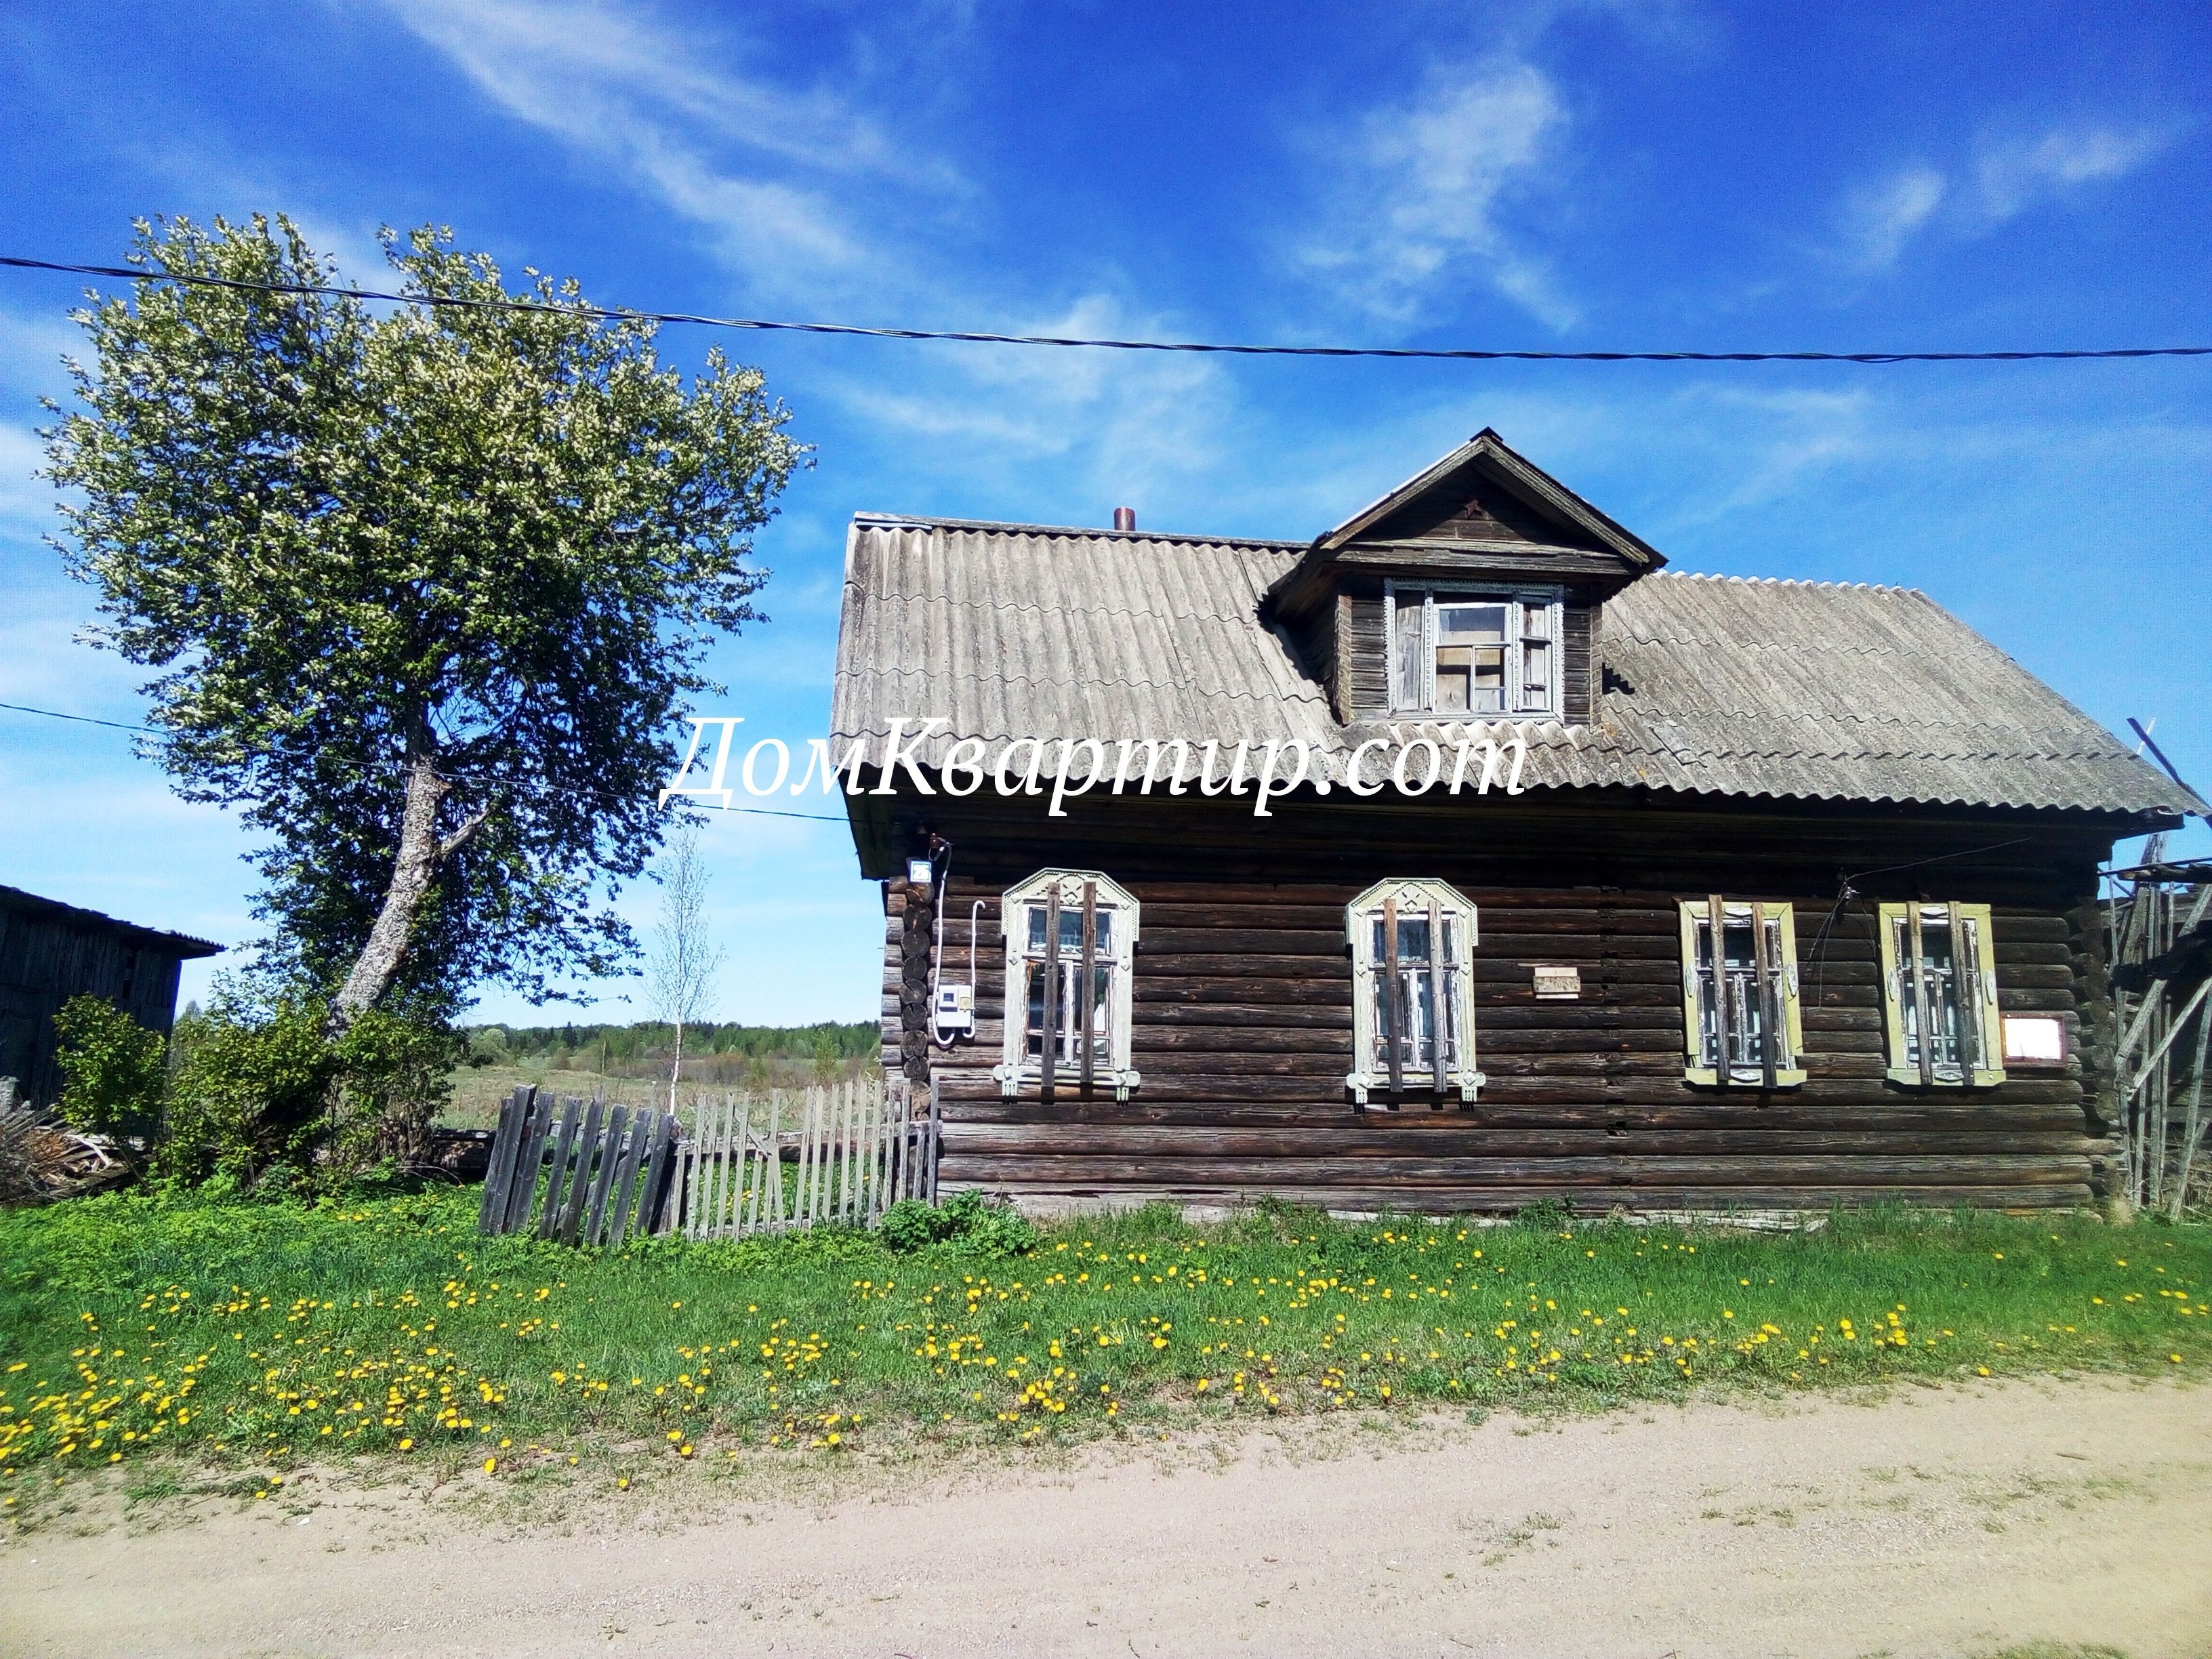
[1393,588,1559,718]
[1027,907,1111,954]
[1687,908,1795,1078]
[1895,914,1963,1075]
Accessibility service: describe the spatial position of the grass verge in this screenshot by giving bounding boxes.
[2,1190,2207,1523]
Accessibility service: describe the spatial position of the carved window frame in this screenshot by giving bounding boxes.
[993,869,1141,1101]
[1345,878,1483,1107]
[1876,901,2005,1088]
[1677,899,1807,1088]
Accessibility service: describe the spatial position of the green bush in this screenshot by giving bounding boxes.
[160,996,335,1188]
[879,1189,1039,1256]
[49,995,169,1142]
[163,997,454,1189]
[331,1007,458,1166]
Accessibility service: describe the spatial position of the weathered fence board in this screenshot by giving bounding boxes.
[478,1075,932,1246]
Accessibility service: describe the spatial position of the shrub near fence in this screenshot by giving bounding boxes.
[476,1074,935,1246]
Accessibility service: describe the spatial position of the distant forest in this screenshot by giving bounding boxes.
[466,1021,876,1068]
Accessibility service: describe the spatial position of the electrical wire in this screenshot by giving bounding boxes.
[6,254,2209,366]
[0,696,848,823]
[0,698,152,733]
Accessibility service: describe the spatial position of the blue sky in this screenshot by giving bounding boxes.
[2,0,2207,1026]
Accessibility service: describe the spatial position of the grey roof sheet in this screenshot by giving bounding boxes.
[832,516,2201,817]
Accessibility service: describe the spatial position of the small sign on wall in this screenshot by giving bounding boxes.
[1532,964,1582,1000]
[2001,1014,2067,1066]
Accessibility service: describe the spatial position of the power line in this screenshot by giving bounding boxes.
[5,253,2208,367]
[0,698,152,733]
[0,697,849,823]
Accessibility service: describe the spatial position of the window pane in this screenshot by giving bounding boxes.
[1393,591,1426,708]
[1521,639,1551,707]
[1437,602,1509,642]
[1027,902,1111,956]
[1898,916,1963,1074]
[1435,647,1472,713]
[1520,602,1551,641]
[1694,914,1778,1074]
[1370,914,1433,962]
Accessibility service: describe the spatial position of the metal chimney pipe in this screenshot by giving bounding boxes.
[1113,506,1136,533]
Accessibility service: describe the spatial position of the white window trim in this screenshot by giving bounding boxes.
[1677,899,1807,1088]
[1345,877,1484,1107]
[1877,901,2005,1088]
[1382,579,1565,720]
[993,869,1141,1101]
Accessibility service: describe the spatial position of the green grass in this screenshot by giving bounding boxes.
[2,1190,2207,1515]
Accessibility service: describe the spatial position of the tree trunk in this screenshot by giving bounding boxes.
[327,752,451,1036]
[669,1019,684,1113]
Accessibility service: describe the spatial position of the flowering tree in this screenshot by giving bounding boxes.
[45,215,803,1027]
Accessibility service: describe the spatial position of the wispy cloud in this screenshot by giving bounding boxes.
[379,0,961,301]
[1290,54,1574,330]
[822,293,1236,518]
[1835,122,2174,272]
[1837,166,1948,273]
[1973,124,2171,219]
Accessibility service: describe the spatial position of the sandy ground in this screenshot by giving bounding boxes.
[4,1376,2209,1659]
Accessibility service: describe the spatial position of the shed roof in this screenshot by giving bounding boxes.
[831,514,2200,819]
[0,885,224,958]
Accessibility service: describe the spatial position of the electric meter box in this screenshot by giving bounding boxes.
[935,983,975,1033]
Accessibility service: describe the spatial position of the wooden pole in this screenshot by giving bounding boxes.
[769,1090,785,1227]
[1752,905,1778,1089]
[1078,881,1098,1100]
[1040,886,1061,1098]
[559,1098,603,1245]
[583,1105,626,1245]
[1427,897,1448,1094]
[1706,895,1729,1084]
[1907,905,1935,1088]
[2171,999,2211,1220]
[1948,903,1979,1075]
[1382,895,1404,1099]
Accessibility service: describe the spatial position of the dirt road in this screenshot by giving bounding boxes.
[5,1376,2208,1658]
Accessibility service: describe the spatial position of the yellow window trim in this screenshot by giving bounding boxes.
[1677,899,1805,1088]
[1876,901,2005,1088]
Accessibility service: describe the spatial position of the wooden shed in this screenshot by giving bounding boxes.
[0,886,220,1107]
[832,430,2203,1214]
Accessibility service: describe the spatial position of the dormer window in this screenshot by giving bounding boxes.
[1387,581,1562,718]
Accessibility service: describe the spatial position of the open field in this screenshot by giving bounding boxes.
[2,1187,2207,1520]
[2,1376,2205,1657]
[440,1060,872,1128]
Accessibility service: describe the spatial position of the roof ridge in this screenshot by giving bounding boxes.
[851,513,1309,550]
[1642,569,1929,598]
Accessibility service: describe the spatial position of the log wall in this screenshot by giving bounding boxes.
[870,790,2121,1214]
[0,901,199,1107]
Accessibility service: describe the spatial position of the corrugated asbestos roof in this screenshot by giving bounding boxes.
[831,516,2201,817]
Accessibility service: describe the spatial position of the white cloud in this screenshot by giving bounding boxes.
[821,293,1237,518]
[1291,56,1574,329]
[1834,123,2173,272]
[1837,165,1947,272]
[378,0,959,301]
[1973,124,2172,220]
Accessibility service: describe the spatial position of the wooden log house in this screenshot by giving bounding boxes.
[831,431,2202,1214]
[0,884,221,1107]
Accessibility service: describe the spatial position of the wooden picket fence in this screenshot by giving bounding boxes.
[476,1089,680,1246]
[677,1075,937,1240]
[476,1074,935,1245]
